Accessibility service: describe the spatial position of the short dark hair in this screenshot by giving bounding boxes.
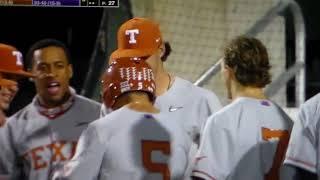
[161,41,172,62]
[223,36,271,87]
[26,38,71,69]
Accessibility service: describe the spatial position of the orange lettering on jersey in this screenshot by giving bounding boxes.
[47,141,67,162]
[31,146,47,170]
[142,140,171,180]
[262,127,290,180]
[26,141,78,171]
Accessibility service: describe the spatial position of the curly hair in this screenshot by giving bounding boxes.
[223,36,271,88]
[161,42,171,62]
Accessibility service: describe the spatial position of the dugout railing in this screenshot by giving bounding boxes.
[194,0,306,107]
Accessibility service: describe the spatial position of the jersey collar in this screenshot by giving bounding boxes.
[34,87,76,119]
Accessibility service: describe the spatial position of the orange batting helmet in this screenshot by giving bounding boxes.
[101,57,156,110]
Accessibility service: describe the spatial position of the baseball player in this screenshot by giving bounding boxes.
[192,36,293,180]
[0,43,34,116]
[103,18,222,173]
[53,57,192,180]
[282,93,320,179]
[0,77,16,179]
[0,77,16,126]
[100,17,222,178]
[0,39,101,180]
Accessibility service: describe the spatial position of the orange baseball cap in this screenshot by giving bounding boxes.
[0,43,34,78]
[0,77,16,86]
[111,17,163,59]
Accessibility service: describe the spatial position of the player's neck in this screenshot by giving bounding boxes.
[114,93,159,113]
[233,84,267,100]
[127,101,159,113]
[154,65,173,96]
[38,91,72,108]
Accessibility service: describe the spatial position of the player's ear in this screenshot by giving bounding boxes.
[68,64,73,79]
[228,66,236,80]
[223,64,235,80]
[159,43,165,59]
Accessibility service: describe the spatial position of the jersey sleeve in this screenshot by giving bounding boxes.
[284,104,317,173]
[52,124,105,180]
[192,116,232,180]
[204,90,222,115]
[198,88,222,134]
[0,122,19,176]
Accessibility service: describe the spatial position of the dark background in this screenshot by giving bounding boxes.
[286,0,320,106]
[0,7,104,115]
[1,0,320,115]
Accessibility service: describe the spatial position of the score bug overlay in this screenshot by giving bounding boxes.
[0,0,119,7]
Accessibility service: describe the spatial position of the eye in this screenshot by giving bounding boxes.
[37,64,48,72]
[56,63,65,69]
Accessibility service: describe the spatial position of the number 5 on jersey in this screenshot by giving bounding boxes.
[142,140,171,180]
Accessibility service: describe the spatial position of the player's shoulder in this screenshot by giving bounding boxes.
[8,102,33,121]
[74,94,101,107]
[299,93,320,125]
[92,107,132,125]
[301,93,320,112]
[6,102,35,131]
[207,98,249,127]
[73,95,101,113]
[217,98,246,114]
[90,107,139,137]
[175,77,221,101]
[175,77,213,94]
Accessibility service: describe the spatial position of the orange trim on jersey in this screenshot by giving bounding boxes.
[192,170,217,180]
[286,156,316,168]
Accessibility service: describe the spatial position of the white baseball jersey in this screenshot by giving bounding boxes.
[192,97,293,180]
[101,76,222,142]
[0,91,100,180]
[53,106,193,180]
[100,77,222,178]
[284,93,320,175]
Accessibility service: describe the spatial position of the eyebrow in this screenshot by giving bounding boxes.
[36,60,66,65]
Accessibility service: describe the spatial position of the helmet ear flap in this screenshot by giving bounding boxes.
[103,82,117,110]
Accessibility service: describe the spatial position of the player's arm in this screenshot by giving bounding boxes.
[52,124,105,180]
[202,88,223,115]
[283,105,317,174]
[197,89,223,136]
[191,115,231,180]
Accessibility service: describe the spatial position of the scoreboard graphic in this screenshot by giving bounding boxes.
[0,0,119,7]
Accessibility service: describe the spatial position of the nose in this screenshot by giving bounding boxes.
[39,66,57,79]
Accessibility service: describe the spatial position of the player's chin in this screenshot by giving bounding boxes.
[48,94,66,103]
[0,102,9,111]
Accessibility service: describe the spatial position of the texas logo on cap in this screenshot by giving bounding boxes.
[0,43,34,78]
[111,17,163,59]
